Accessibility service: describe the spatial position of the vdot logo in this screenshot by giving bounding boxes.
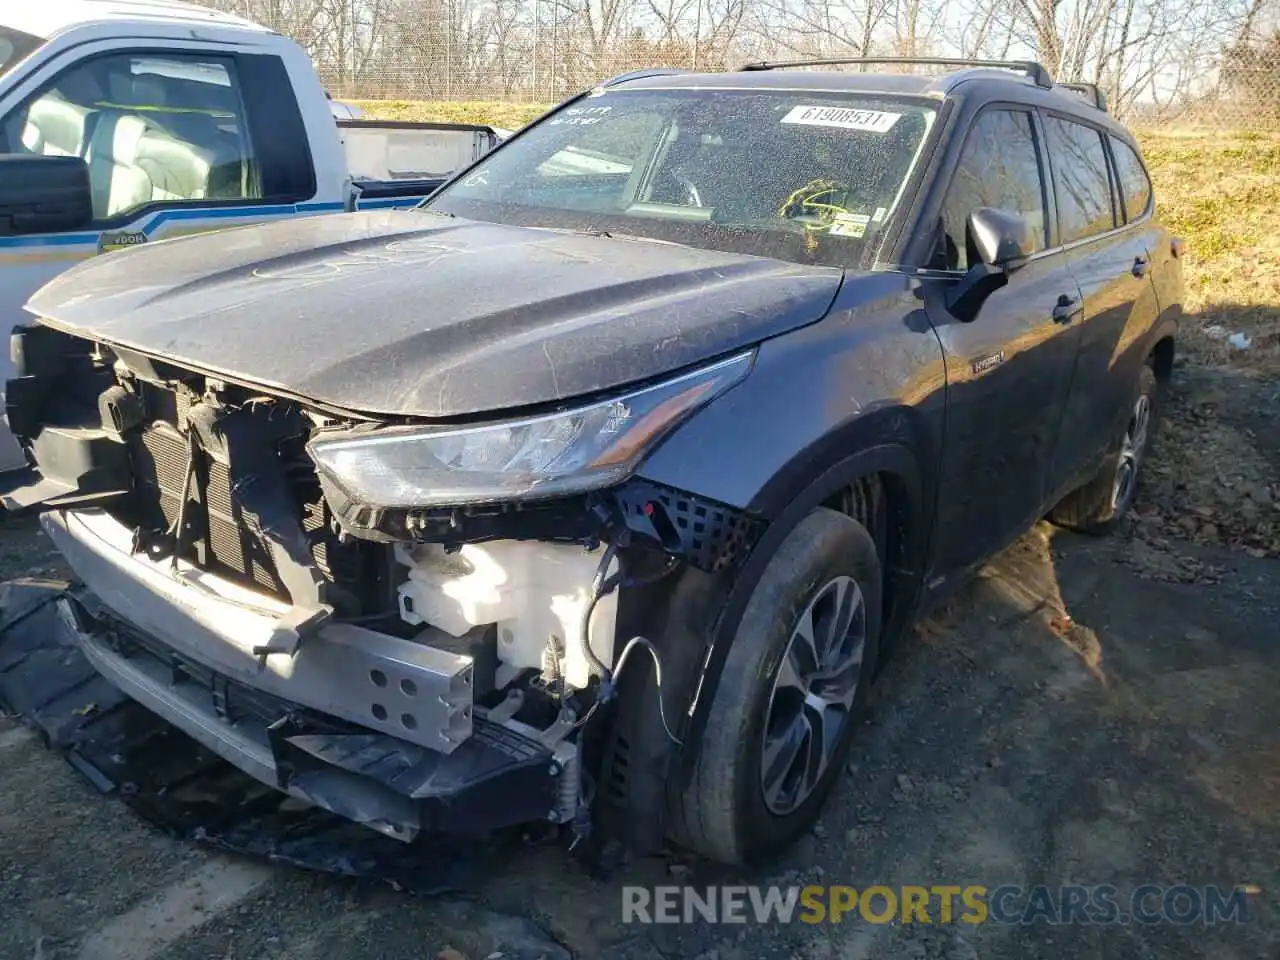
[98,230,148,254]
[621,884,1258,927]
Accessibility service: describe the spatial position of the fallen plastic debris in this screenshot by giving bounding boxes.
[1202,325,1253,351]
[1227,332,1253,350]
[0,579,500,894]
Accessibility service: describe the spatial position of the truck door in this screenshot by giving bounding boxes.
[924,106,1084,575]
[0,47,323,328]
[0,47,322,469]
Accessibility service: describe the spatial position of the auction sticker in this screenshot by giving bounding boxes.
[781,105,901,133]
[829,211,871,238]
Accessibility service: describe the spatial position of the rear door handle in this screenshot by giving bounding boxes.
[1132,255,1150,278]
[1053,294,1083,325]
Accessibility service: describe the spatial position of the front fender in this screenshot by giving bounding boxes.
[600,439,933,854]
[635,276,946,519]
[630,282,948,795]
[670,440,929,789]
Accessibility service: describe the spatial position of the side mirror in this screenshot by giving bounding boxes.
[969,207,1034,269]
[945,207,1034,323]
[0,155,93,237]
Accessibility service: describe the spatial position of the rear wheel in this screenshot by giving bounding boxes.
[1050,364,1160,533]
[669,507,881,865]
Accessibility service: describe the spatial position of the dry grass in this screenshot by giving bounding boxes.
[350,99,548,130]
[358,100,1279,375]
[1138,129,1280,374]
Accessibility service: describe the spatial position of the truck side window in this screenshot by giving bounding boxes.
[1109,136,1153,222]
[1044,117,1116,242]
[5,53,261,220]
[938,109,1047,270]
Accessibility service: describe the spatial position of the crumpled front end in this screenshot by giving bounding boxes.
[1,321,764,842]
[42,529,579,841]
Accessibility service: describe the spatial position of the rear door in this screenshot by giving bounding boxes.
[1039,115,1163,496]
[924,106,1085,575]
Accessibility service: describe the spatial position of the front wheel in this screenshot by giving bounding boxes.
[669,507,881,865]
[1050,364,1160,533]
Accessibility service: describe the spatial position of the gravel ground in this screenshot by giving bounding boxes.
[0,363,1276,960]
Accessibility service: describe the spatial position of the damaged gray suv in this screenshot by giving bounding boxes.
[1,58,1182,866]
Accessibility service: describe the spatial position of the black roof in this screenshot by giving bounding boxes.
[608,66,1133,138]
[619,69,942,96]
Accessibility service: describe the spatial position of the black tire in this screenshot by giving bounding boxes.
[669,507,882,865]
[1050,363,1160,534]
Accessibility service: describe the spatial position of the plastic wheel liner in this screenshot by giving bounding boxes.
[0,577,515,894]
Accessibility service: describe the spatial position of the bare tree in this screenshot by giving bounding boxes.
[209,0,1280,123]
[893,0,947,56]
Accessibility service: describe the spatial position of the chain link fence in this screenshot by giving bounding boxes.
[209,1,1280,130]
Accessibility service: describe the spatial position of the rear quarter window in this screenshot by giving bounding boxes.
[1110,136,1153,222]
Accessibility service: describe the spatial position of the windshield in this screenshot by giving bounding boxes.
[0,26,42,80]
[427,88,937,268]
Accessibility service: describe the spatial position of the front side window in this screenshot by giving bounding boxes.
[1045,116,1116,243]
[0,52,261,220]
[1110,136,1152,222]
[935,109,1048,271]
[428,89,938,268]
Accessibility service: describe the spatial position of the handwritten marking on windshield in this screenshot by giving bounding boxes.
[548,105,613,126]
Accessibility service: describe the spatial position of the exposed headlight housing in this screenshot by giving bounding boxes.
[307,351,753,508]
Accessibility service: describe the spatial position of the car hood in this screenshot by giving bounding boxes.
[27,211,845,419]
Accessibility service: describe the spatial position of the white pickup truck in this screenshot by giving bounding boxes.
[0,0,507,469]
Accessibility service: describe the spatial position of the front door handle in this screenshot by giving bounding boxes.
[1132,255,1150,278]
[1053,294,1083,325]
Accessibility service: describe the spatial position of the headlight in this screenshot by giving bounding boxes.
[307,351,753,507]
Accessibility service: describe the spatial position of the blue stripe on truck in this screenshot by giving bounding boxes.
[0,201,349,249]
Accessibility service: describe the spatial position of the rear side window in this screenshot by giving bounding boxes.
[1110,136,1152,222]
[1044,116,1116,243]
[936,109,1047,270]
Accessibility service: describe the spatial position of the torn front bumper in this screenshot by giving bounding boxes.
[44,509,477,751]
[40,509,570,841]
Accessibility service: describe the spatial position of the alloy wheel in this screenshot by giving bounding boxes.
[1112,392,1152,514]
[760,575,867,815]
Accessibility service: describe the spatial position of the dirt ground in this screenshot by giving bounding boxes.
[0,358,1277,960]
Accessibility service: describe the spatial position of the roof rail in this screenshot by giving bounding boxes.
[601,68,688,87]
[1057,82,1109,113]
[735,57,1053,89]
